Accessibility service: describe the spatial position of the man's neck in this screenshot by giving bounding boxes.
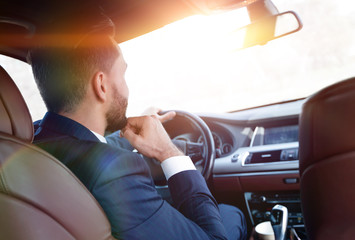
[59,107,106,136]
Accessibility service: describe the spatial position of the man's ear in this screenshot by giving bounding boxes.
[92,71,108,102]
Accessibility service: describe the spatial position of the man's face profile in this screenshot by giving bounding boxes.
[105,46,129,132]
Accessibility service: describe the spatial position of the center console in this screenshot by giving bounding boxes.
[245,191,307,239]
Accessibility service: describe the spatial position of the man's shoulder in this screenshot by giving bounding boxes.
[35,135,141,167]
[35,136,147,190]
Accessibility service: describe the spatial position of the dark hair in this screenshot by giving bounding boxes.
[28,14,119,113]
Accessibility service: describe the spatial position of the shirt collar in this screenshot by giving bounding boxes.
[90,130,107,143]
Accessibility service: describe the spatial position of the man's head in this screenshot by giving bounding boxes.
[28,14,128,132]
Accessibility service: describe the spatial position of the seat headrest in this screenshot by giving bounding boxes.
[0,65,33,142]
[299,77,355,175]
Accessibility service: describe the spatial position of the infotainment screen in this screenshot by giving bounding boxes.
[264,125,298,145]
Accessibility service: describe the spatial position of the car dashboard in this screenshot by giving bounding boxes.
[167,98,307,238]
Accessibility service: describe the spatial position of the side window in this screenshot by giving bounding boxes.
[0,55,46,121]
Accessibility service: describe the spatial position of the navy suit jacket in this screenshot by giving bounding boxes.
[34,112,228,239]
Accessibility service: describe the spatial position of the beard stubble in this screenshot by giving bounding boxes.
[105,86,128,132]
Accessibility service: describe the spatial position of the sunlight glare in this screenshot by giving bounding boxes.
[121,8,250,116]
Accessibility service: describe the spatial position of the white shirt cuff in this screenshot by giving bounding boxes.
[160,156,196,180]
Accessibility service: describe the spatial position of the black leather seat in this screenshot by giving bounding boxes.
[0,65,115,239]
[299,77,355,240]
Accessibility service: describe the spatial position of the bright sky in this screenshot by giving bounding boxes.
[1,0,355,120]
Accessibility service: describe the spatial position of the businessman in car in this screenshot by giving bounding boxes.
[29,13,246,240]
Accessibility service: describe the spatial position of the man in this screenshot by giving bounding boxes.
[29,14,246,240]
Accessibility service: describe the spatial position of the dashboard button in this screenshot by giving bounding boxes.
[259,196,267,202]
[283,178,299,184]
[281,148,298,161]
[231,154,239,162]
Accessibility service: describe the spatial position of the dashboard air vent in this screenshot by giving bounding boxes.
[244,148,299,165]
[245,150,282,164]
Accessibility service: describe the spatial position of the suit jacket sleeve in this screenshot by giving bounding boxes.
[91,151,227,240]
[105,131,134,151]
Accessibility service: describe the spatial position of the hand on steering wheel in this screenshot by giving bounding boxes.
[124,109,215,184]
[147,110,215,183]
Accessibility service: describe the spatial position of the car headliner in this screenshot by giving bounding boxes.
[0,0,250,61]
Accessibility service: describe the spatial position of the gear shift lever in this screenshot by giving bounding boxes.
[270,204,288,240]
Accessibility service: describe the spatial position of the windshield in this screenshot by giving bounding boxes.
[1,0,354,120]
[120,0,355,116]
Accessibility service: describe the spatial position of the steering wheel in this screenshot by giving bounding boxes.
[145,110,215,184]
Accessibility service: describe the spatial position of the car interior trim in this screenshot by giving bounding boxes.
[213,170,299,178]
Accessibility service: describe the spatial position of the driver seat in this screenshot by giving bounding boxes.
[0,65,115,239]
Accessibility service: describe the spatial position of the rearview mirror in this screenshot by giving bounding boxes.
[235,11,302,50]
